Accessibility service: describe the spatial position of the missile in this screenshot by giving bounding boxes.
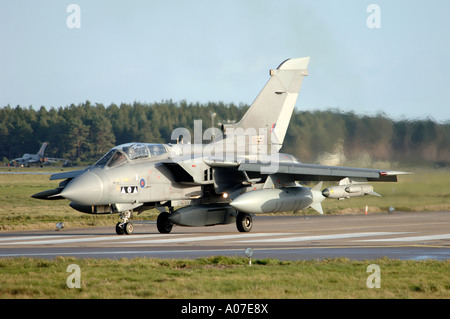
[230,183,325,214]
[322,184,380,199]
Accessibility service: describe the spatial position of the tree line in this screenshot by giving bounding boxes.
[1,101,449,167]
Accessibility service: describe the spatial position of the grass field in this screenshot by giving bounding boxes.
[0,256,449,299]
[1,166,449,231]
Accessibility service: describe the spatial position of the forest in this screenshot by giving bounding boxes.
[1,100,449,167]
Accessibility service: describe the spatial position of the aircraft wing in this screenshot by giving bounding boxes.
[238,161,409,182]
[12,157,38,163]
[45,157,67,163]
[50,168,86,180]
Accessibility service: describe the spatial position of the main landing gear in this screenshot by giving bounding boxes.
[154,210,253,234]
[156,211,173,234]
[115,210,134,235]
[236,212,253,232]
[115,209,253,235]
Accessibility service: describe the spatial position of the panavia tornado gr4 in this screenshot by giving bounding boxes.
[32,57,408,235]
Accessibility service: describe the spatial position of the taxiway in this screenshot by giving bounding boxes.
[0,211,449,260]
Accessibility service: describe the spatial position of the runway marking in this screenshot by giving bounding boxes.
[0,233,294,246]
[0,234,184,246]
[235,232,410,243]
[115,233,295,244]
[0,235,69,242]
[2,232,448,247]
[358,234,450,242]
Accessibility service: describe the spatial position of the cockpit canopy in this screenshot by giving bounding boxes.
[94,143,167,168]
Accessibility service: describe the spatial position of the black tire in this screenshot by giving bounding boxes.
[124,222,134,235]
[115,222,125,235]
[236,212,253,232]
[157,212,173,234]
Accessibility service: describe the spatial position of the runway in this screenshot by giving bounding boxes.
[0,211,449,260]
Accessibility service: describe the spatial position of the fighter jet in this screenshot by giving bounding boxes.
[10,142,68,167]
[32,57,408,235]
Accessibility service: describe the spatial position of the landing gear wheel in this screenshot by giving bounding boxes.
[157,212,173,234]
[115,222,125,235]
[124,222,134,235]
[115,210,132,235]
[236,212,253,232]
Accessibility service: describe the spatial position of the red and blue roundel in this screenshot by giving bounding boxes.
[140,179,145,188]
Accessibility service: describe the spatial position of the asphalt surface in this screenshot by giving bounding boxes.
[0,211,449,260]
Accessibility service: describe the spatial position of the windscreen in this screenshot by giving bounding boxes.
[94,149,116,167]
[93,143,167,168]
[107,151,128,167]
[93,149,128,168]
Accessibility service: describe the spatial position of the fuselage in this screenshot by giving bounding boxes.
[60,143,203,210]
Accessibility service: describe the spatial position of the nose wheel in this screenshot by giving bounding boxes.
[116,211,134,235]
[116,222,134,235]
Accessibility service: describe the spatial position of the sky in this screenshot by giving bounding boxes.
[1,0,449,122]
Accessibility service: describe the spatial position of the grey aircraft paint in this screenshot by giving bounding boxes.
[32,57,408,235]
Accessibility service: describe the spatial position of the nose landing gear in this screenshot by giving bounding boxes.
[116,210,134,235]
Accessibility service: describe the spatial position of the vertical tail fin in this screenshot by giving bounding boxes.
[37,142,49,157]
[222,57,309,153]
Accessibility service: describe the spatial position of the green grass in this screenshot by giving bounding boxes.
[0,257,448,299]
[1,167,450,230]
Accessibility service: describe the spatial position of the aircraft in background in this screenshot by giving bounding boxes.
[33,57,408,235]
[10,142,69,167]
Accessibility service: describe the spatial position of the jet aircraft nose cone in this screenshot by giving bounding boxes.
[60,172,103,205]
